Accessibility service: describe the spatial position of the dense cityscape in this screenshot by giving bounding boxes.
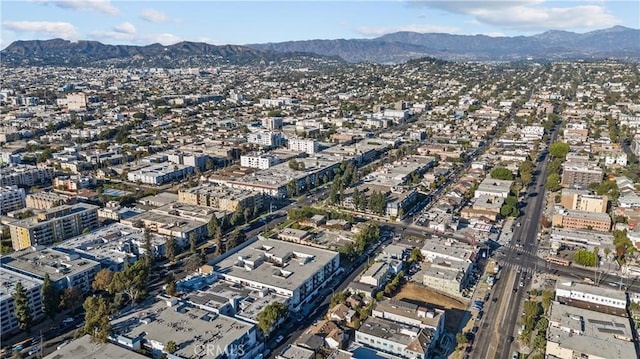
[1,56,639,359]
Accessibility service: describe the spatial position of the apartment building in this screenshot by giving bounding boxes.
[474,178,513,199]
[247,131,284,148]
[165,150,208,170]
[25,191,76,210]
[66,93,87,111]
[288,138,319,154]
[560,189,608,213]
[0,268,43,334]
[127,163,195,185]
[211,237,340,312]
[53,175,96,191]
[552,209,611,232]
[1,248,101,294]
[355,316,436,359]
[240,153,279,169]
[561,163,603,188]
[9,203,99,250]
[372,298,445,338]
[262,117,283,130]
[178,183,263,212]
[0,164,54,187]
[0,185,25,214]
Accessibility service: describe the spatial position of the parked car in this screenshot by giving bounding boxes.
[57,340,71,350]
[275,335,284,344]
[28,346,40,356]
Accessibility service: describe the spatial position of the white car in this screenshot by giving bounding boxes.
[28,346,40,356]
[276,335,284,343]
[62,317,74,323]
[57,340,71,350]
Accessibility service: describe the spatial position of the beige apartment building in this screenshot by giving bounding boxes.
[560,189,608,213]
[178,184,263,211]
[25,191,76,210]
[552,209,611,232]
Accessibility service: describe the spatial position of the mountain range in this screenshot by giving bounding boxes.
[1,26,638,67]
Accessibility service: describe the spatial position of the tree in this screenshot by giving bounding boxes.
[573,249,597,267]
[13,282,32,332]
[184,253,204,273]
[207,215,222,240]
[165,341,177,354]
[165,237,176,262]
[549,142,570,160]
[456,333,468,345]
[256,301,288,335]
[166,281,178,297]
[41,273,59,321]
[59,286,82,310]
[490,167,513,180]
[81,296,111,343]
[92,269,114,292]
[189,233,197,253]
[109,260,149,303]
[408,248,424,263]
[142,228,154,267]
[227,229,246,249]
[545,173,561,192]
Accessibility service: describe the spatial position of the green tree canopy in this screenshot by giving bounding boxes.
[81,296,111,342]
[256,301,288,335]
[13,282,32,332]
[549,142,570,160]
[41,273,59,320]
[490,167,513,180]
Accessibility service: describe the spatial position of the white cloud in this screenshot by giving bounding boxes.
[114,22,136,34]
[140,8,169,23]
[413,1,620,31]
[32,0,119,15]
[2,21,79,39]
[89,25,181,45]
[480,32,506,37]
[356,24,460,36]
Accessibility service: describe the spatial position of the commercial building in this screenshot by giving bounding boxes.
[1,248,101,294]
[25,191,76,210]
[552,209,611,232]
[0,164,54,187]
[211,237,340,312]
[546,301,637,359]
[178,183,263,212]
[110,298,263,359]
[560,189,608,213]
[355,316,436,359]
[44,335,148,359]
[9,203,99,250]
[0,268,43,334]
[550,228,614,252]
[555,281,627,317]
[240,153,279,169]
[474,178,513,199]
[288,138,319,154]
[561,164,603,188]
[0,185,25,214]
[127,163,195,185]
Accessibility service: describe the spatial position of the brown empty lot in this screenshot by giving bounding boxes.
[394,282,466,310]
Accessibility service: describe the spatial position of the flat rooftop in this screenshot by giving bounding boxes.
[548,302,636,359]
[555,280,627,302]
[0,267,42,302]
[213,237,339,292]
[111,300,253,359]
[44,334,147,359]
[2,248,100,282]
[357,316,434,348]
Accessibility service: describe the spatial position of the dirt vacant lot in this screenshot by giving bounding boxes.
[394,282,466,310]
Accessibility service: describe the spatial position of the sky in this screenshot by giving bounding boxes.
[1,1,639,49]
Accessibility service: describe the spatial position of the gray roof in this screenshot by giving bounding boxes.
[44,334,147,359]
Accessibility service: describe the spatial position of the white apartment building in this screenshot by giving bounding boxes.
[0,185,26,214]
[0,268,43,334]
[127,163,195,185]
[247,131,284,148]
[240,154,279,169]
[262,117,283,130]
[66,93,87,111]
[0,165,55,187]
[288,138,319,154]
[603,152,628,166]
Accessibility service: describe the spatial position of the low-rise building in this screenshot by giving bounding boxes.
[44,334,148,359]
[474,178,513,199]
[9,203,99,250]
[211,237,340,312]
[555,280,627,317]
[240,153,279,169]
[546,301,637,359]
[1,248,101,294]
[560,189,608,213]
[53,175,96,191]
[355,316,436,359]
[359,261,392,288]
[178,184,263,212]
[25,191,76,210]
[110,299,263,359]
[127,163,195,185]
[552,209,611,232]
[550,228,614,252]
[0,268,43,334]
[0,185,25,214]
[372,298,445,339]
